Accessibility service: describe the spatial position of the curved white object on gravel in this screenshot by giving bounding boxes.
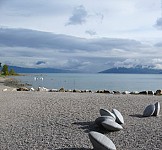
[143,104,155,117]
[100,108,116,119]
[95,116,115,126]
[89,131,116,150]
[112,109,124,124]
[153,102,160,116]
[101,120,123,131]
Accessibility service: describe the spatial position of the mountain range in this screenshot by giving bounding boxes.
[8,66,73,73]
[6,66,162,74]
[99,67,162,74]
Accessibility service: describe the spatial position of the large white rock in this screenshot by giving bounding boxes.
[89,131,116,150]
[153,102,160,116]
[100,108,116,119]
[143,104,155,117]
[112,109,124,124]
[95,116,115,127]
[101,120,123,131]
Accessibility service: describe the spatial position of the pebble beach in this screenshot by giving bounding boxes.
[0,80,162,150]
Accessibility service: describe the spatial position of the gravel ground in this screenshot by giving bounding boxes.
[0,91,161,150]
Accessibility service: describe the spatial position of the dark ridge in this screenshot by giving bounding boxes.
[99,67,162,74]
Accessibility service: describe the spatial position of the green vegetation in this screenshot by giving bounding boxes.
[0,64,18,76]
[1,64,9,76]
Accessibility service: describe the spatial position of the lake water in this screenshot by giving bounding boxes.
[14,73,162,92]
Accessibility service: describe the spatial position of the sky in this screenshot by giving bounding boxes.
[0,0,162,72]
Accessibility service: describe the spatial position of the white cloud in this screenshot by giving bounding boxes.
[0,27,162,72]
[113,58,162,70]
[66,5,88,25]
[155,18,162,29]
[0,0,162,72]
[0,0,161,39]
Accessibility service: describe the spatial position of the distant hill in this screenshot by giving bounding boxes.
[99,67,162,74]
[8,66,73,73]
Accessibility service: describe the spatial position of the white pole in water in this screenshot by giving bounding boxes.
[40,77,43,81]
[34,77,39,81]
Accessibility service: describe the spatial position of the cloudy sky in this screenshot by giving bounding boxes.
[0,0,162,72]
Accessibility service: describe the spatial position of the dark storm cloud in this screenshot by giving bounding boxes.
[66,5,88,25]
[36,61,46,65]
[0,28,143,52]
[155,18,162,30]
[1,27,158,72]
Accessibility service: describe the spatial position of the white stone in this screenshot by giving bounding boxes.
[143,104,155,117]
[130,91,139,94]
[95,116,115,127]
[122,91,130,94]
[38,87,49,92]
[112,109,124,124]
[50,89,58,92]
[12,88,17,91]
[100,108,116,119]
[89,131,116,150]
[30,87,35,91]
[2,88,7,91]
[101,120,123,131]
[153,102,160,116]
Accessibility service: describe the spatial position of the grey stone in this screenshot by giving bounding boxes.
[139,91,148,95]
[100,108,116,119]
[96,90,104,93]
[153,102,160,116]
[113,91,120,94]
[59,87,65,92]
[143,104,155,117]
[101,120,123,131]
[103,89,111,93]
[89,131,116,150]
[95,116,115,127]
[112,109,124,124]
[148,91,154,95]
[155,89,162,95]
[73,89,81,93]
[17,87,29,91]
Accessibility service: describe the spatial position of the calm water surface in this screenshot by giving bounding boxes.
[14,73,162,91]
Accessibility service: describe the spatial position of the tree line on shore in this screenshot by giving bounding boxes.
[0,63,18,76]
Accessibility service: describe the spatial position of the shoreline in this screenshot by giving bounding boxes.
[8,73,162,94]
[1,77,162,95]
[0,76,31,91]
[0,76,14,91]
